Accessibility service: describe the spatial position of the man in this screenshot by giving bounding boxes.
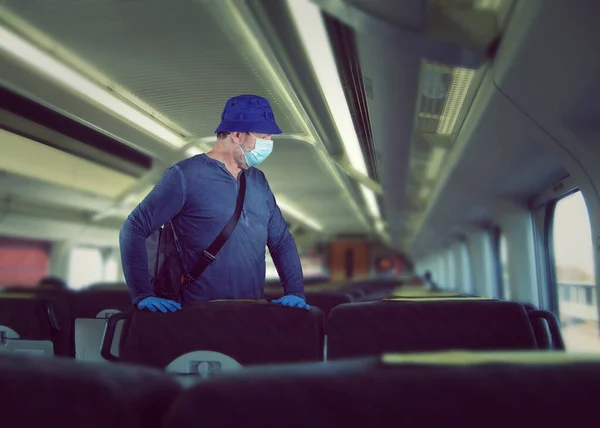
[423,271,440,291]
[120,94,310,313]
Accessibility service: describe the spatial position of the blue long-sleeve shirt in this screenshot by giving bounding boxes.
[119,154,305,305]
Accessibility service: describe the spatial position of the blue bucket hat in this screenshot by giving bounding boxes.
[215,94,283,135]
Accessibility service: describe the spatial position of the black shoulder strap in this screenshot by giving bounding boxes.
[182,172,247,286]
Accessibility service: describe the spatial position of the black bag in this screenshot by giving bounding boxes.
[146,172,247,302]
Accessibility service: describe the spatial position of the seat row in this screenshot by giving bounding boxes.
[2,348,599,428]
[0,286,133,357]
[0,278,398,359]
[99,299,564,371]
[1,281,564,368]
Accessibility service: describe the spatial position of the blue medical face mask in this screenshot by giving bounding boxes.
[242,133,273,167]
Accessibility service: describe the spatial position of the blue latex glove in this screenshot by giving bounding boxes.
[137,296,181,313]
[272,295,311,311]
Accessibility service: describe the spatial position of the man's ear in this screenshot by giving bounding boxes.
[230,132,248,144]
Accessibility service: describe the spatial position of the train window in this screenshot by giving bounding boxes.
[67,247,103,290]
[103,253,119,283]
[0,237,49,287]
[551,191,600,352]
[499,234,511,300]
[265,248,327,280]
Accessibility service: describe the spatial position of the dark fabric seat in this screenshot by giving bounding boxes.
[0,293,70,355]
[327,300,540,360]
[69,288,133,319]
[263,290,353,319]
[88,282,129,289]
[0,294,53,339]
[108,301,325,368]
[341,279,400,298]
[520,302,565,349]
[0,285,40,293]
[1,288,131,357]
[305,292,354,320]
[355,287,396,302]
[162,352,600,428]
[32,289,74,356]
[0,351,182,428]
[346,288,366,299]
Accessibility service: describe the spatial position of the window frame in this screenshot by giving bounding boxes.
[542,198,559,314]
[530,175,579,313]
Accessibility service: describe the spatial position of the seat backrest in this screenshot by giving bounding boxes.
[355,288,397,302]
[0,293,54,341]
[88,282,129,289]
[113,301,325,369]
[519,302,565,349]
[341,279,400,297]
[305,292,354,319]
[67,288,130,361]
[162,351,600,428]
[0,350,182,428]
[0,291,74,357]
[0,285,39,293]
[327,300,539,360]
[34,289,74,356]
[263,291,353,319]
[69,288,132,319]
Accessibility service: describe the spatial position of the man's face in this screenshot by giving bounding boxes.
[231,132,272,151]
[230,132,272,169]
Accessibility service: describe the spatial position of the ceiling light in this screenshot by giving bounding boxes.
[125,184,155,206]
[0,129,137,199]
[276,198,323,231]
[288,0,381,222]
[315,147,370,229]
[121,194,139,206]
[274,133,316,145]
[437,68,474,135]
[374,218,389,242]
[0,26,187,148]
[92,183,155,221]
[360,185,380,218]
[185,146,205,158]
[287,0,368,176]
[226,1,374,228]
[425,147,446,180]
[226,2,312,136]
[190,136,217,146]
[474,0,504,10]
[419,186,432,200]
